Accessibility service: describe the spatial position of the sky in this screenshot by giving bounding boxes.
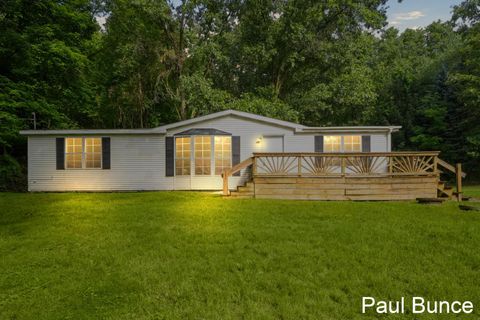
[386,0,463,31]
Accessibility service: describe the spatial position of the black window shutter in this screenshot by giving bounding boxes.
[232,136,240,176]
[362,135,371,152]
[102,137,111,169]
[56,138,65,170]
[166,137,174,176]
[314,135,324,152]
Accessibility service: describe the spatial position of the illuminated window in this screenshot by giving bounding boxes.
[323,135,362,153]
[214,136,231,175]
[194,136,211,175]
[324,136,341,152]
[65,137,102,169]
[85,138,102,168]
[65,138,83,169]
[175,137,191,175]
[344,136,361,152]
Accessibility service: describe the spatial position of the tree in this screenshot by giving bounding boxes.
[0,0,98,189]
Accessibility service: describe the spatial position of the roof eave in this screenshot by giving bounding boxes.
[296,126,401,134]
[19,129,165,136]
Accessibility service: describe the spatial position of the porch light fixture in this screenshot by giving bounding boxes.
[256,136,262,144]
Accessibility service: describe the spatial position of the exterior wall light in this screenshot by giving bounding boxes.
[256,136,262,144]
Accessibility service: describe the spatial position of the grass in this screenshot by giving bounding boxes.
[464,185,480,198]
[1,189,480,319]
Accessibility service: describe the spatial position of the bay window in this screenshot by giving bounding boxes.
[175,137,191,175]
[194,136,211,175]
[174,134,232,176]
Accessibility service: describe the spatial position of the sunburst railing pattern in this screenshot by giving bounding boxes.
[301,156,338,175]
[255,155,298,175]
[253,152,439,177]
[345,156,388,175]
[391,155,435,174]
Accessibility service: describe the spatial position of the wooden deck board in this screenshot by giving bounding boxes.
[252,175,439,201]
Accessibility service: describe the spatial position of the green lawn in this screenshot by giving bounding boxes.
[464,185,480,198]
[1,190,480,319]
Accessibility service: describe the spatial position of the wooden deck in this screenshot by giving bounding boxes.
[222,152,464,201]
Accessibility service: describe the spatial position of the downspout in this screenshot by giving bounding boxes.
[387,128,392,152]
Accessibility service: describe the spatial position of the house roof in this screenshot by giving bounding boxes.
[174,128,232,136]
[152,109,307,132]
[19,109,401,135]
[19,128,158,135]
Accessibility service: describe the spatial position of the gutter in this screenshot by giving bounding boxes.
[19,129,166,136]
[295,126,402,134]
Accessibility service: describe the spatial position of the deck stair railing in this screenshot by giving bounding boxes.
[222,152,465,199]
[221,157,253,195]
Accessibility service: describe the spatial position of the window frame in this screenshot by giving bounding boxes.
[323,136,342,153]
[323,135,362,153]
[214,136,232,175]
[64,137,103,170]
[194,135,212,176]
[174,134,232,177]
[175,136,192,176]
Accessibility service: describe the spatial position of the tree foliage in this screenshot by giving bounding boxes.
[1,0,480,189]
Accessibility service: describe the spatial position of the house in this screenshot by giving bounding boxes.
[21,109,459,200]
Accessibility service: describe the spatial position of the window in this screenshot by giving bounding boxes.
[65,137,102,169]
[214,136,231,175]
[323,135,362,152]
[174,134,232,176]
[194,136,211,175]
[85,138,102,168]
[175,137,191,175]
[324,136,341,152]
[65,138,83,169]
[344,136,361,152]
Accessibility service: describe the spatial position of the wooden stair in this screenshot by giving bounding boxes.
[229,181,254,198]
[437,181,454,199]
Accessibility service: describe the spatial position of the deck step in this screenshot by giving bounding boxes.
[228,193,254,199]
[237,185,254,193]
[459,205,480,211]
[437,181,453,199]
[228,180,254,198]
[417,197,446,204]
[438,187,453,198]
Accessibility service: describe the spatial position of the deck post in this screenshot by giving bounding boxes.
[222,170,230,196]
[297,156,302,176]
[456,163,463,202]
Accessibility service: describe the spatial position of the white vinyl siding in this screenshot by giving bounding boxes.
[28,135,169,191]
[27,115,392,191]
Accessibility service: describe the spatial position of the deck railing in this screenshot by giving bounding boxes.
[222,152,465,198]
[252,152,440,177]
